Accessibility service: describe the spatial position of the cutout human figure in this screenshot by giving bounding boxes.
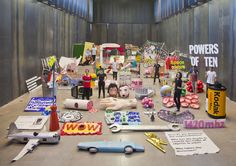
[189,66,199,94]
[153,59,161,84]
[82,69,92,100]
[174,72,182,112]
[97,67,106,98]
[91,44,97,62]
[206,67,217,97]
[111,58,118,80]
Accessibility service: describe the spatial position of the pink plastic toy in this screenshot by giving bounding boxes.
[141,97,154,109]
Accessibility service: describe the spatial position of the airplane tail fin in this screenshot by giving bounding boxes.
[8,123,20,136]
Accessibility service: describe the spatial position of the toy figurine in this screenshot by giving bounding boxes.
[153,59,161,84]
[7,123,60,162]
[145,132,167,153]
[78,141,144,154]
[82,69,92,100]
[150,112,155,122]
[119,85,130,98]
[100,97,137,111]
[107,83,119,98]
[111,57,119,80]
[97,67,106,98]
[173,72,183,113]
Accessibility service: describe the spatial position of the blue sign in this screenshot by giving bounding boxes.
[25,97,56,112]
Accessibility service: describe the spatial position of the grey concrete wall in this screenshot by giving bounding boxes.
[93,0,154,24]
[152,0,236,101]
[0,0,88,106]
[91,23,152,46]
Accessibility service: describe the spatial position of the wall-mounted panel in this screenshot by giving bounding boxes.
[93,0,154,24]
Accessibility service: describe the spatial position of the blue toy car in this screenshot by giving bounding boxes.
[78,141,145,154]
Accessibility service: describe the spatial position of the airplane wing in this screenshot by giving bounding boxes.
[12,139,40,162]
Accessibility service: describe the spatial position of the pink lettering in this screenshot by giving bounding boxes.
[183,119,225,129]
[198,120,204,128]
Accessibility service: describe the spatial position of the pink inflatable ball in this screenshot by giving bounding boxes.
[148,101,154,108]
[148,100,153,104]
[148,98,153,101]
[144,104,149,108]
[141,100,146,105]
[144,97,148,100]
[145,69,151,74]
[142,97,149,103]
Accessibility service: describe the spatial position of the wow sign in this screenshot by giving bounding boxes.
[61,122,102,135]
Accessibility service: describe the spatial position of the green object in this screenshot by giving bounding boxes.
[181,89,186,97]
[73,43,84,58]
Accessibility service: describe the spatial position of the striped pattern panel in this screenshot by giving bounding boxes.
[26,76,41,92]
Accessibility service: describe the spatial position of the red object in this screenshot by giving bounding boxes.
[186,81,191,86]
[186,80,204,93]
[192,94,199,99]
[180,97,185,103]
[166,102,174,108]
[185,95,192,100]
[47,72,52,82]
[49,105,60,131]
[197,80,203,85]
[165,56,171,70]
[197,89,204,93]
[162,97,170,104]
[197,84,203,89]
[169,98,174,102]
[181,102,189,108]
[190,103,200,109]
[185,99,191,104]
[83,75,92,88]
[104,47,125,55]
[191,99,199,104]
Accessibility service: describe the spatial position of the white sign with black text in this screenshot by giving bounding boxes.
[165,130,220,156]
[189,43,219,67]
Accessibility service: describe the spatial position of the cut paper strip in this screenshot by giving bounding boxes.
[89,108,98,113]
[165,131,220,156]
[25,97,56,112]
[183,119,225,129]
[15,116,48,129]
[61,122,102,136]
[59,111,83,123]
[105,111,141,125]
[157,109,194,124]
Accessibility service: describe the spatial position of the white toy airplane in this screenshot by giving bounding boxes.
[7,123,60,162]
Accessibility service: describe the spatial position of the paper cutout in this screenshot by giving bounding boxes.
[165,131,220,156]
[183,119,225,129]
[59,111,83,123]
[157,109,194,124]
[105,111,141,125]
[25,97,56,112]
[61,122,102,135]
[15,116,48,129]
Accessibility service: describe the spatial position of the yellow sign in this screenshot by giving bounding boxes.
[170,60,185,70]
[208,88,226,118]
[82,42,94,63]
[61,122,102,135]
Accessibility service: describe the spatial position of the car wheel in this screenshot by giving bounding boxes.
[124,146,133,154]
[89,147,98,153]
